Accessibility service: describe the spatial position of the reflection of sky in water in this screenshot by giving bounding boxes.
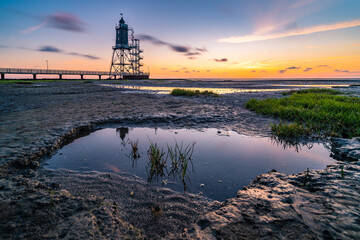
[46,128,334,201]
[271,84,349,88]
[100,84,289,94]
[100,83,349,95]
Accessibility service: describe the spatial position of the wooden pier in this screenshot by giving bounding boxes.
[0,68,149,80]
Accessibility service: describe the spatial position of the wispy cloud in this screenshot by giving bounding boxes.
[335,69,360,73]
[20,12,85,34]
[290,0,317,9]
[213,58,228,62]
[279,66,301,74]
[303,67,312,72]
[138,34,207,59]
[219,19,360,43]
[37,45,99,60]
[317,64,332,68]
[20,22,47,34]
[38,46,62,52]
[47,12,85,32]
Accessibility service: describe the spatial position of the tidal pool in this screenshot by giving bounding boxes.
[46,127,335,201]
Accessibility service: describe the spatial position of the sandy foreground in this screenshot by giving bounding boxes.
[0,80,359,239]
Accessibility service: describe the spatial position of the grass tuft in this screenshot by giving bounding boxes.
[246,88,360,138]
[170,88,219,97]
[281,88,342,96]
[130,139,140,159]
[167,142,195,180]
[147,141,167,180]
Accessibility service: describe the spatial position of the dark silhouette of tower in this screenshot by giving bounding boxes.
[110,14,149,80]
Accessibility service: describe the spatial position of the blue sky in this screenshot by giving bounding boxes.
[0,0,359,78]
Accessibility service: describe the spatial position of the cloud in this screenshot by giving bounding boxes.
[38,46,62,52]
[287,66,301,70]
[317,64,331,68]
[0,45,8,48]
[20,12,85,34]
[37,45,99,60]
[219,19,360,44]
[351,44,360,47]
[80,54,100,60]
[303,67,312,72]
[138,34,207,58]
[160,68,167,70]
[290,0,317,9]
[20,22,47,34]
[279,66,301,74]
[334,69,360,73]
[214,58,228,62]
[47,12,85,32]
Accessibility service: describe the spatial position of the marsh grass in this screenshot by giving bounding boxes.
[167,142,195,179]
[246,88,360,138]
[147,141,167,180]
[145,139,196,189]
[130,139,140,160]
[281,88,341,96]
[170,88,219,97]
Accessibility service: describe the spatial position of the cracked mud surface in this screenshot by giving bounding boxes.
[1,80,359,239]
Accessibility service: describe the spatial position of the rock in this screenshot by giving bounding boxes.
[30,161,40,169]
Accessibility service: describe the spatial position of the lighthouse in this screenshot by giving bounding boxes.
[109,14,149,79]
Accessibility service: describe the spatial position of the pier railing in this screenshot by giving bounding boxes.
[0,68,110,75]
[0,68,150,80]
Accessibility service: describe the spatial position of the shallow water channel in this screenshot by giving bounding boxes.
[46,127,335,201]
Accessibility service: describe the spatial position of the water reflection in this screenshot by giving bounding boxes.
[100,83,350,95]
[270,137,314,153]
[145,141,195,191]
[116,127,129,141]
[100,84,289,94]
[46,127,335,201]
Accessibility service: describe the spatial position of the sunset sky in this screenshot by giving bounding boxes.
[0,0,359,78]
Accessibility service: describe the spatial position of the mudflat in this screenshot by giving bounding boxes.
[1,79,359,239]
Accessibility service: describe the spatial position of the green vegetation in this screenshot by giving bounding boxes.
[130,139,140,159]
[147,141,167,178]
[246,88,360,138]
[170,88,219,97]
[167,142,195,179]
[0,79,57,84]
[281,88,341,96]
[145,140,195,186]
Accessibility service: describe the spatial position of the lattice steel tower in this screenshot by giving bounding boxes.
[110,14,148,79]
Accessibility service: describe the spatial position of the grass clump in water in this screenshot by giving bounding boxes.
[281,88,342,96]
[147,141,167,179]
[170,88,219,97]
[167,142,195,180]
[130,139,140,159]
[246,88,360,138]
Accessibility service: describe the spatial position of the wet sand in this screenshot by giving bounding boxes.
[0,79,359,239]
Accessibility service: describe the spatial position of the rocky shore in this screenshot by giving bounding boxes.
[0,80,359,239]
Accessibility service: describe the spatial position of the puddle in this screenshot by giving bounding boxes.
[99,84,290,94]
[46,127,335,201]
[100,83,350,95]
[271,84,350,88]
